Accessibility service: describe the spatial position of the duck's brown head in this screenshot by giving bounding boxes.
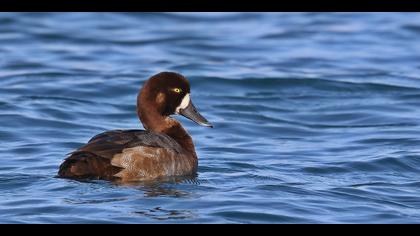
[137,72,212,132]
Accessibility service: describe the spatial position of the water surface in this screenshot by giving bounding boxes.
[1,13,420,223]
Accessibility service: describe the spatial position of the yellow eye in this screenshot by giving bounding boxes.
[172,88,182,93]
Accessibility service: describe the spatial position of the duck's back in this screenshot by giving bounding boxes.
[58,129,195,181]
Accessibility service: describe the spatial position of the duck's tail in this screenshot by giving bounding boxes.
[57,151,121,180]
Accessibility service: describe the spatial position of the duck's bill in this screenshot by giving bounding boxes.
[179,101,213,128]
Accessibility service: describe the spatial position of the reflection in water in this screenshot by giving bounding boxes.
[134,207,197,221]
[115,175,200,198]
[124,176,200,221]
[142,186,190,198]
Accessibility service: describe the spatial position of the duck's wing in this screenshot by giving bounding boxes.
[58,129,185,180]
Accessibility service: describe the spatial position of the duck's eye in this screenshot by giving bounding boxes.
[172,88,182,93]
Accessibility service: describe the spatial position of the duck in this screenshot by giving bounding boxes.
[58,72,212,181]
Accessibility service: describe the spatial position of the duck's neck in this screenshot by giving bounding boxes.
[161,118,196,156]
[137,105,196,156]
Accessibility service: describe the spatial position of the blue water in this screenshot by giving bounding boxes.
[1,13,420,223]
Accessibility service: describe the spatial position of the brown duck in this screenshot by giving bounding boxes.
[58,72,212,181]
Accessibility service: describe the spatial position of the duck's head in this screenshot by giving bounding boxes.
[138,72,213,129]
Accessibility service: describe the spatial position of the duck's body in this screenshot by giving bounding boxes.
[58,72,212,181]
